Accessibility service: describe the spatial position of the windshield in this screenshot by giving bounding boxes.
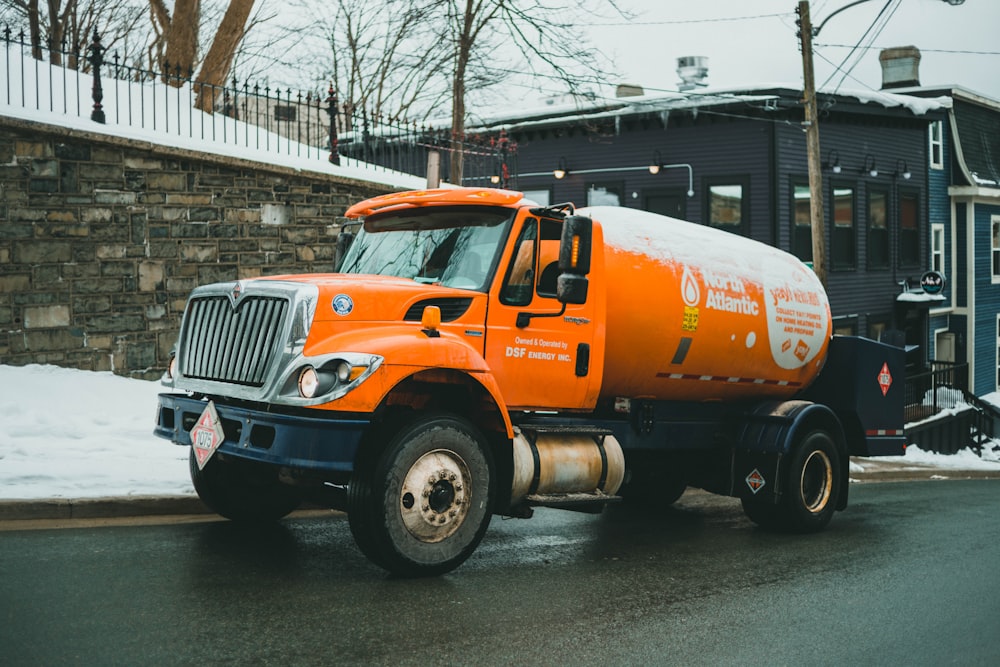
[339,206,514,291]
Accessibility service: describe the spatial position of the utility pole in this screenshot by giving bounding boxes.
[797,1,827,288]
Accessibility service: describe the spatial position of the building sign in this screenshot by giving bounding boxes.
[920,270,946,296]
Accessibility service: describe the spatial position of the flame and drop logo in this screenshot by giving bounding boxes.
[681,265,701,307]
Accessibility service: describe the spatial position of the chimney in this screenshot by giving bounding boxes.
[879,46,921,89]
[677,56,708,92]
[616,84,645,98]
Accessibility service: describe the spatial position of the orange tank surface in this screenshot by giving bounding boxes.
[582,206,832,402]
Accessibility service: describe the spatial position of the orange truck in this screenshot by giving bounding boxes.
[154,187,905,575]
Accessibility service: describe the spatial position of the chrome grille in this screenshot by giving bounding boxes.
[179,295,289,386]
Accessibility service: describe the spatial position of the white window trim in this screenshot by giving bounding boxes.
[929,120,944,170]
[993,216,1000,285]
[931,223,945,275]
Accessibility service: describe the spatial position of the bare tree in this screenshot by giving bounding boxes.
[287,0,448,121]
[435,0,625,183]
[192,0,254,111]
[3,0,147,68]
[147,0,261,112]
[148,0,199,76]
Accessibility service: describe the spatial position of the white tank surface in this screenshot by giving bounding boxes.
[579,206,832,402]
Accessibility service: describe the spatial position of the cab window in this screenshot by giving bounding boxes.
[501,219,538,306]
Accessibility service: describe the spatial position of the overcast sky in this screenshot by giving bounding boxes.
[578,0,998,101]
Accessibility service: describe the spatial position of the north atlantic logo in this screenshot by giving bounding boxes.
[332,294,354,316]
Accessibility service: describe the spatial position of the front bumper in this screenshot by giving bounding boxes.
[154,393,368,474]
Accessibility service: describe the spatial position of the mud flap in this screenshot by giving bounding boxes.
[732,449,782,504]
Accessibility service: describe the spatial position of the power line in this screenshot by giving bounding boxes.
[818,0,896,93]
[817,44,1000,56]
[587,12,791,27]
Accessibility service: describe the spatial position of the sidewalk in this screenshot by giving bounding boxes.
[2,457,997,525]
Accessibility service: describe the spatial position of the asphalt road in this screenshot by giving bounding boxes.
[2,480,999,665]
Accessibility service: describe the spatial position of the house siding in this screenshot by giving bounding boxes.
[973,203,1000,394]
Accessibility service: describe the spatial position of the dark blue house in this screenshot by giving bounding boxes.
[902,85,1000,397]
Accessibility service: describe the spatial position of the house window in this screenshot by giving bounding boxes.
[274,105,296,122]
[992,216,1000,280]
[587,182,623,206]
[931,223,945,274]
[869,318,889,343]
[706,180,748,234]
[868,189,889,269]
[521,188,551,206]
[833,317,857,336]
[930,120,944,170]
[792,183,812,262]
[899,191,920,268]
[831,185,855,270]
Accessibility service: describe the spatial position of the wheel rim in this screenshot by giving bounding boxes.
[399,448,472,543]
[799,449,833,513]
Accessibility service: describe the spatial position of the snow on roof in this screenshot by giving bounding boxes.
[896,291,947,303]
[473,82,950,131]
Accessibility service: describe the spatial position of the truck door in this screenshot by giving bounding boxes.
[485,215,602,410]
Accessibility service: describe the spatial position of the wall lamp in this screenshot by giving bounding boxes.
[519,158,695,197]
[895,159,911,180]
[553,157,568,180]
[649,150,663,174]
[824,150,841,174]
[860,154,878,177]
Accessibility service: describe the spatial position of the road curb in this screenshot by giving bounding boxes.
[0,495,209,522]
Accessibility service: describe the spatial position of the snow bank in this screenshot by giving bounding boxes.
[0,364,193,499]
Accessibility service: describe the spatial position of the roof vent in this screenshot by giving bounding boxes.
[677,56,708,92]
[879,46,921,89]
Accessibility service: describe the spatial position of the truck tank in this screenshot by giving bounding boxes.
[579,206,832,402]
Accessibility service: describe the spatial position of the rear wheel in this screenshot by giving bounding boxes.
[347,414,494,577]
[742,430,840,533]
[189,451,302,523]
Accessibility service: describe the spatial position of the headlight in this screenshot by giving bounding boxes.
[298,366,320,398]
[279,354,383,405]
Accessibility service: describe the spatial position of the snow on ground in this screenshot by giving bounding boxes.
[0,364,194,500]
[2,364,1000,501]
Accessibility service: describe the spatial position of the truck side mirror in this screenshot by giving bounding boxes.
[557,215,591,304]
[334,231,355,271]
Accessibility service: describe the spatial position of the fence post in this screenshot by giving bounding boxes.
[326,84,340,165]
[88,29,105,123]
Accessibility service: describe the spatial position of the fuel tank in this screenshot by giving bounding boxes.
[580,206,832,402]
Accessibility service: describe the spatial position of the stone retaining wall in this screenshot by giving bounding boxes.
[0,117,392,378]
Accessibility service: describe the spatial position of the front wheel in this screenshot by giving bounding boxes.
[347,414,495,577]
[190,451,302,523]
[742,430,841,533]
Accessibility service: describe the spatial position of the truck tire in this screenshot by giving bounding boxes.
[621,464,686,510]
[189,450,302,522]
[347,414,494,577]
[741,430,840,533]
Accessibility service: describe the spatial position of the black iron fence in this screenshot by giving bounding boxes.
[903,361,969,424]
[1,26,517,186]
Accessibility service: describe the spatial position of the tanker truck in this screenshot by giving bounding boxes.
[153,187,905,576]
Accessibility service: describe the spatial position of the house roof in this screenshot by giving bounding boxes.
[902,86,1000,188]
[469,83,951,133]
